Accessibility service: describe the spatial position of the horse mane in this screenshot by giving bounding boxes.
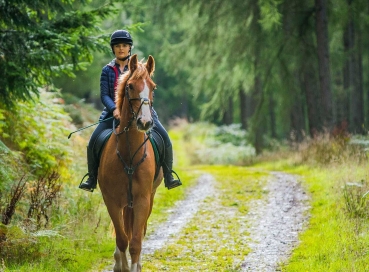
[115,60,154,112]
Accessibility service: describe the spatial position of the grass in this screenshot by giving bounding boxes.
[286,168,369,271]
[254,158,369,271]
[141,165,269,271]
[4,115,369,271]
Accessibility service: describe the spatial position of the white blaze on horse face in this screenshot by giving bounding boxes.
[139,79,152,122]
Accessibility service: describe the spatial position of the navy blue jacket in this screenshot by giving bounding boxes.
[99,59,128,120]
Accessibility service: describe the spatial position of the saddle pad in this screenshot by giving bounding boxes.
[93,128,164,180]
[150,130,164,164]
[149,130,165,179]
[94,129,113,160]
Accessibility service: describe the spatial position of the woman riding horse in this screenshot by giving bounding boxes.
[79,29,182,192]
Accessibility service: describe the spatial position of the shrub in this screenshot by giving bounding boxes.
[0,88,73,177]
[343,181,369,218]
[182,122,256,165]
[294,132,366,165]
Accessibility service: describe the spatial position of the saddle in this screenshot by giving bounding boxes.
[93,128,164,179]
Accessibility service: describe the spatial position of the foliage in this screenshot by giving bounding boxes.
[294,132,367,165]
[27,171,62,229]
[120,0,369,152]
[181,122,256,165]
[343,181,369,218]
[0,89,72,177]
[0,0,120,108]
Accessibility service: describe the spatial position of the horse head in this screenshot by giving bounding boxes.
[116,54,156,132]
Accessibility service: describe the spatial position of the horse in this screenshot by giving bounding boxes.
[98,54,163,272]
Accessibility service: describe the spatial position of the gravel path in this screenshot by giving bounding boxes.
[240,172,310,271]
[103,171,310,271]
[142,173,216,254]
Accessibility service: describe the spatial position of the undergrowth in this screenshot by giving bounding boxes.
[181,121,256,165]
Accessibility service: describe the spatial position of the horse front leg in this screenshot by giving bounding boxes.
[129,199,151,272]
[129,230,144,272]
[104,204,129,272]
[114,245,129,272]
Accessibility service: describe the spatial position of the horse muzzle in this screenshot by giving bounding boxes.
[137,117,154,131]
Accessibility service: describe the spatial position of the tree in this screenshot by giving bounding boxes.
[125,0,369,149]
[315,0,333,128]
[0,0,118,108]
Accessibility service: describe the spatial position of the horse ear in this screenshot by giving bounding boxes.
[146,55,155,76]
[129,54,138,72]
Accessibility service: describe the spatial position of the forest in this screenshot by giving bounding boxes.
[1,0,369,271]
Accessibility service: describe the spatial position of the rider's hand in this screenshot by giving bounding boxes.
[113,109,120,119]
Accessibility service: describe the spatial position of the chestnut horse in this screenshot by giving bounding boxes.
[98,54,163,272]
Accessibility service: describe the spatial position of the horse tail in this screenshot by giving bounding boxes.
[123,206,134,240]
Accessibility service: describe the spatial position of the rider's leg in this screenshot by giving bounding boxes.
[79,117,114,192]
[152,113,182,190]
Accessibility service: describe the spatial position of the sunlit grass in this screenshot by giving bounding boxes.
[142,165,268,271]
[253,158,369,271]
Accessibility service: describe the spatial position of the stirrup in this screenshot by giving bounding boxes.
[78,173,95,192]
[165,170,182,190]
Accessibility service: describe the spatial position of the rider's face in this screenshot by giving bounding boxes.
[113,43,130,59]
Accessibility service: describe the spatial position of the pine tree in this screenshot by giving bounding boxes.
[0,0,117,107]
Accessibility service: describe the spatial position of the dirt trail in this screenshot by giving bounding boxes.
[104,172,310,271]
[240,172,310,271]
[142,174,216,255]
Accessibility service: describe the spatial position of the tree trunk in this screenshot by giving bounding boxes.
[180,94,189,120]
[344,0,364,134]
[269,95,277,139]
[355,27,364,134]
[249,0,264,154]
[302,64,320,137]
[292,0,322,137]
[315,0,333,129]
[253,72,263,154]
[367,1,369,128]
[222,97,233,125]
[239,88,248,129]
[290,73,306,141]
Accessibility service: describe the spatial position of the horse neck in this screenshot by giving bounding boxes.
[118,100,146,151]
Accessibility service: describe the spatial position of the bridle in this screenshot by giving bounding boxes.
[123,84,153,131]
[113,79,154,208]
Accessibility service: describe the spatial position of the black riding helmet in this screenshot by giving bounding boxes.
[110,30,133,61]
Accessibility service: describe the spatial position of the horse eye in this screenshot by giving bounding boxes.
[128,84,134,90]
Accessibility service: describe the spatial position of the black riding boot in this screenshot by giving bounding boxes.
[79,147,98,192]
[163,145,182,190]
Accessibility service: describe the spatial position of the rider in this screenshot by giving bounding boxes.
[79,29,182,192]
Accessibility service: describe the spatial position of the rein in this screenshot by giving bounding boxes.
[114,83,153,208]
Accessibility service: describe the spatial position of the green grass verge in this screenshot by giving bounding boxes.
[255,160,369,271]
